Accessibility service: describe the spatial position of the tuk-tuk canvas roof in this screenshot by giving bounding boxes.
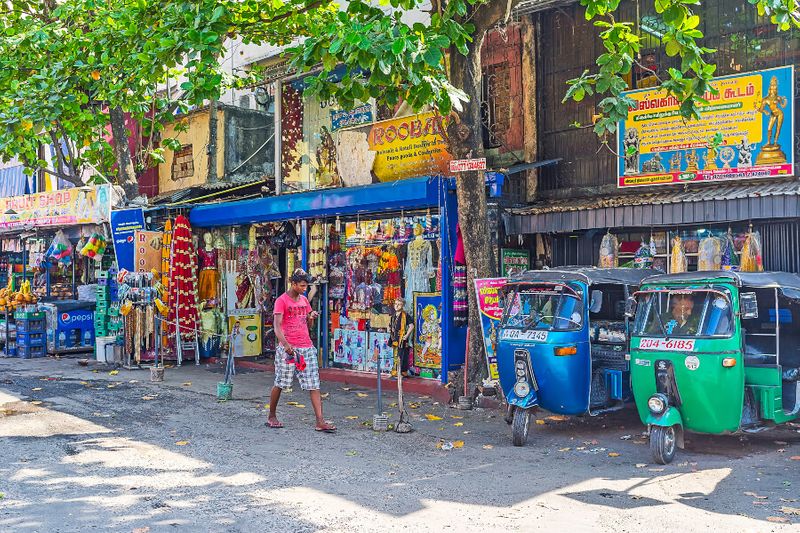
[642,271,800,291]
[508,267,660,286]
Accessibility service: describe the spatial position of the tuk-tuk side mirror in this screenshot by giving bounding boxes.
[740,292,759,319]
[624,296,637,318]
[590,290,603,314]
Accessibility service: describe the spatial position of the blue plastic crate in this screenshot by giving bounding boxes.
[15,318,45,334]
[17,331,45,347]
[17,345,46,359]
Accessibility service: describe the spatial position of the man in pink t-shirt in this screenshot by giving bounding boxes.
[267,269,336,432]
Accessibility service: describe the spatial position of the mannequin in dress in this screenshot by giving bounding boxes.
[404,224,433,311]
[198,232,220,301]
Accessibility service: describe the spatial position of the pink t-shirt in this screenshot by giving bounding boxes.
[274,293,313,348]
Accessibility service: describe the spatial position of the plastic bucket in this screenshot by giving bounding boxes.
[217,381,233,401]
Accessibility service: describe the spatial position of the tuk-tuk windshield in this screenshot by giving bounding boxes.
[633,288,734,338]
[502,283,584,332]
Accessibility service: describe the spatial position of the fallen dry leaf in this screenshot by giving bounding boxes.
[292,404,306,408]
[341,387,352,391]
[452,440,465,449]
[92,369,99,373]
[320,393,329,399]
[791,456,800,461]
[345,416,359,420]
[767,517,790,524]
[286,401,299,406]
[109,370,119,375]
[175,441,189,446]
[425,414,443,421]
[608,452,621,457]
[31,387,42,391]
[535,419,545,425]
[80,381,89,385]
[30,401,42,406]
[132,527,151,533]
[107,384,118,389]
[781,498,798,503]
[450,415,463,419]
[463,430,471,434]
[781,506,800,516]
[558,447,571,452]
[356,392,368,398]
[408,402,420,409]
[345,450,357,456]
[483,445,494,450]
[546,415,568,422]
[453,422,464,427]
[142,396,157,401]
[635,463,647,468]
[182,382,192,387]
[744,491,768,499]
[388,402,397,408]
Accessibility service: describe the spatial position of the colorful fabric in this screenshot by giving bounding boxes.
[453,264,468,326]
[198,268,219,302]
[274,293,313,348]
[274,345,320,390]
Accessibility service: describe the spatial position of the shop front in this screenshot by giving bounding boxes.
[189,176,466,385]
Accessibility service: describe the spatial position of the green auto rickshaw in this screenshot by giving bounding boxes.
[628,271,800,464]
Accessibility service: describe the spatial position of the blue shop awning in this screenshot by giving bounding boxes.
[190,176,448,228]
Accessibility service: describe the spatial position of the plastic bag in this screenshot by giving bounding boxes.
[46,230,73,265]
[698,236,721,271]
[598,233,619,268]
[633,241,653,269]
[740,231,764,272]
[79,233,108,261]
[670,236,687,273]
[720,232,739,270]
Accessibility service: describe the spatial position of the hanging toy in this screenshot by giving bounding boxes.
[80,232,108,261]
[46,230,73,265]
[698,236,722,271]
[633,241,654,269]
[720,231,738,271]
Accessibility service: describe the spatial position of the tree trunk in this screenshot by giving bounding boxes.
[207,99,219,183]
[109,106,138,199]
[447,31,497,393]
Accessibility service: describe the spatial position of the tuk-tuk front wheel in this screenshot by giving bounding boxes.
[650,425,677,465]
[504,404,515,425]
[512,408,531,447]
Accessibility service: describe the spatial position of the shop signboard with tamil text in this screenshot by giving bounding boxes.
[617,66,794,188]
[0,185,112,229]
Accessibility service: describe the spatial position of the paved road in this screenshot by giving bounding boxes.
[0,357,799,532]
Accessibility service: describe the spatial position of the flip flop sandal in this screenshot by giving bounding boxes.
[265,420,284,429]
[315,423,337,433]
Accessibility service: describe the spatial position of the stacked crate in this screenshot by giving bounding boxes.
[15,311,46,359]
[94,270,119,338]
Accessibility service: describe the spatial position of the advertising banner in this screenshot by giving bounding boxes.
[474,278,508,380]
[336,112,453,186]
[617,66,794,188]
[228,314,262,357]
[134,230,163,273]
[109,208,146,271]
[500,249,530,277]
[0,185,111,229]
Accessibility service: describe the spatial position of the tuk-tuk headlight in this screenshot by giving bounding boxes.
[514,381,531,398]
[647,393,668,415]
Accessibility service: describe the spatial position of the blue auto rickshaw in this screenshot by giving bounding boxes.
[497,267,658,446]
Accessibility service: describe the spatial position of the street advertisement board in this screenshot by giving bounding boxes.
[617,66,794,188]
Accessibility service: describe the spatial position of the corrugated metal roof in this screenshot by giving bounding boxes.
[504,180,800,234]
[0,165,30,198]
[509,181,800,215]
[513,0,575,16]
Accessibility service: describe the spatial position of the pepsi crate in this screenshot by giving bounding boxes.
[15,318,45,334]
[17,345,46,359]
[17,331,45,347]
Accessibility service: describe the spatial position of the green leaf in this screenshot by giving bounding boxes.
[665,39,681,57]
[422,47,442,67]
[391,39,406,55]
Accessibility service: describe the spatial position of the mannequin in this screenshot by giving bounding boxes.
[198,300,226,358]
[198,232,220,301]
[403,224,433,311]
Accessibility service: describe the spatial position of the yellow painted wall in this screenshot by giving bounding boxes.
[158,108,225,195]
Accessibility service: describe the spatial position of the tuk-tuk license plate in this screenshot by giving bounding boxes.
[638,338,696,351]
[501,330,549,342]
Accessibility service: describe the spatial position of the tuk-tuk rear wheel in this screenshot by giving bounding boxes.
[512,408,531,447]
[650,425,677,465]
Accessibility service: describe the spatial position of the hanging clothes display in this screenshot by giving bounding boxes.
[698,236,722,271]
[453,224,468,326]
[598,232,619,268]
[670,235,688,273]
[197,244,219,301]
[404,225,433,311]
[308,220,327,280]
[168,215,199,343]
